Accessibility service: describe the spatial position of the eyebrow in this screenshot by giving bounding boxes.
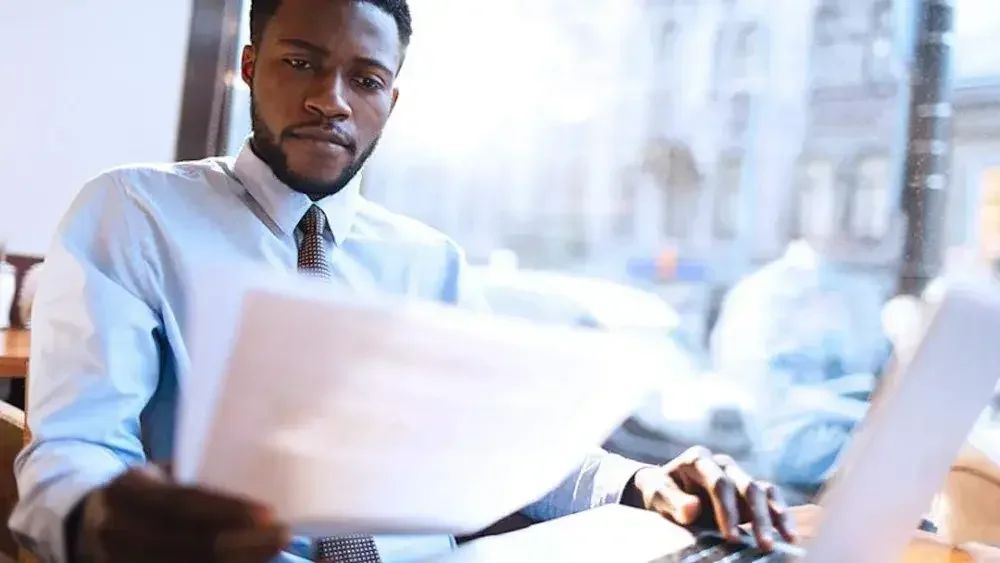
[276,38,396,76]
[277,38,331,55]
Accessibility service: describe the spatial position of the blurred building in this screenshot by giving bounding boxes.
[351,0,1000,336]
[602,0,816,274]
[617,0,1000,326]
[788,0,1000,287]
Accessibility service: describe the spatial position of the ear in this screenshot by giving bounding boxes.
[240,44,255,87]
[389,87,399,115]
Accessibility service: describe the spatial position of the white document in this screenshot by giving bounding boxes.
[174,267,661,537]
[426,505,696,563]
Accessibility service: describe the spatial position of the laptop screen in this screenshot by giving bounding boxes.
[800,281,1000,563]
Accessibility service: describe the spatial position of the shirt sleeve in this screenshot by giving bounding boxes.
[9,172,163,563]
[519,448,651,522]
[435,239,491,313]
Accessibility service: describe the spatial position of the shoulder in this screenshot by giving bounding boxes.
[54,157,235,282]
[60,157,237,243]
[81,157,234,205]
[353,199,485,307]
[353,197,461,254]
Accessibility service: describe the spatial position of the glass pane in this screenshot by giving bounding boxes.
[955,0,1000,79]
[220,0,999,511]
[851,157,890,239]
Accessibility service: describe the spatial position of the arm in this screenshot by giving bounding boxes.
[436,239,490,313]
[519,448,650,522]
[9,173,163,563]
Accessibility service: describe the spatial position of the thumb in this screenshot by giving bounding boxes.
[635,469,702,525]
[149,460,178,483]
[655,481,702,526]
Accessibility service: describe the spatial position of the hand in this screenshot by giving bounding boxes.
[630,447,795,551]
[75,464,290,563]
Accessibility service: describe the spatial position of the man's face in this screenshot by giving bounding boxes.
[242,0,401,198]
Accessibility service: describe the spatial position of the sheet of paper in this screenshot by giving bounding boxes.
[805,280,1000,563]
[174,267,662,537]
[424,505,695,563]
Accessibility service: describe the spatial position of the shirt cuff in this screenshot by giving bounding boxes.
[10,443,128,563]
[592,452,655,508]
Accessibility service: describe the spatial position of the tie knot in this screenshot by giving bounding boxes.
[299,205,328,237]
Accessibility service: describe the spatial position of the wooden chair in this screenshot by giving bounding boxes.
[3,255,43,330]
[0,401,25,562]
[931,441,1000,546]
[2,254,41,414]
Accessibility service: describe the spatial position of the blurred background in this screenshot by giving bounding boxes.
[3,0,1000,505]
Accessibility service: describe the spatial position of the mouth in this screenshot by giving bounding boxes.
[287,130,355,154]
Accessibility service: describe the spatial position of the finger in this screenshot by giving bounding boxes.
[95,517,215,563]
[155,460,174,476]
[766,485,797,543]
[714,457,776,551]
[691,455,740,541]
[108,467,276,529]
[98,516,288,563]
[744,483,776,551]
[647,477,703,526]
[215,524,293,563]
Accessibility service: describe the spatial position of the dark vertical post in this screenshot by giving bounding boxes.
[174,0,244,161]
[896,0,955,296]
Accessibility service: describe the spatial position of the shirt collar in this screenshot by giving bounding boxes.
[234,140,362,243]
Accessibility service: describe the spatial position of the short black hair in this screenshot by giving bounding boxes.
[249,0,412,48]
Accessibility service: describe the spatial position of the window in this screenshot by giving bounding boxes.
[813,42,866,88]
[729,93,751,138]
[866,1,895,83]
[715,158,742,238]
[614,169,639,239]
[850,157,890,240]
[955,0,1000,78]
[659,21,678,60]
[866,37,895,83]
[732,25,759,85]
[651,20,679,101]
[644,139,700,239]
[799,161,837,240]
[814,1,840,46]
[207,0,991,478]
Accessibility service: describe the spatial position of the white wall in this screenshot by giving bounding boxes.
[0,0,193,253]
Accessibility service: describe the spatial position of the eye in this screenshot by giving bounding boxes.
[353,77,384,91]
[284,58,313,71]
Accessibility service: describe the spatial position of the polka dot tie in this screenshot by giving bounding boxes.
[315,534,382,563]
[297,205,334,280]
[299,207,380,561]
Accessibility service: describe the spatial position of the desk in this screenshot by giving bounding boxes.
[436,505,1000,562]
[0,331,28,379]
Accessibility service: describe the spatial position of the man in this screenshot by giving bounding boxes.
[10,1,795,562]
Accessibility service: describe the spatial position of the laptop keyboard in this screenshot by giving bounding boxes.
[649,532,799,562]
[649,518,937,562]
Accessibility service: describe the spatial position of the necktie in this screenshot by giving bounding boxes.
[315,535,382,563]
[297,205,334,280]
[298,206,381,562]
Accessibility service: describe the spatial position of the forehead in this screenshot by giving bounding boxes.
[264,0,401,66]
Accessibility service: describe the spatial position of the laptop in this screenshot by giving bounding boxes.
[435,280,1000,562]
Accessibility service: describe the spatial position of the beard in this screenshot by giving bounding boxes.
[249,95,381,199]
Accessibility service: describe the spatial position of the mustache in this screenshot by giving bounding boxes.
[283,123,358,153]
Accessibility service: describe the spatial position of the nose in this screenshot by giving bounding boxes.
[304,72,352,121]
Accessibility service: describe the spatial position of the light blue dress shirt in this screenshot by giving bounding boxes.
[10,143,648,563]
